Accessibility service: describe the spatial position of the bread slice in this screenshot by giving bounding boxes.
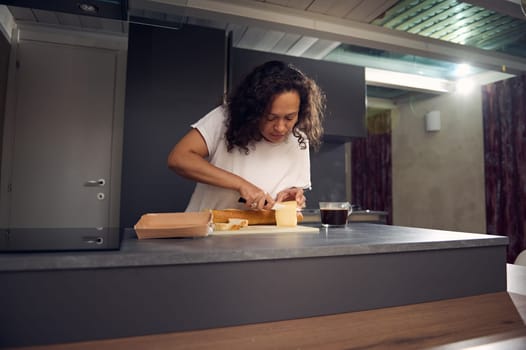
[213,218,249,231]
[213,222,234,231]
[228,218,249,227]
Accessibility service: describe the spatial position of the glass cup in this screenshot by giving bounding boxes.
[274,201,298,227]
[319,202,352,227]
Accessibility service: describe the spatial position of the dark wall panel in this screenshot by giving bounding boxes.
[120,23,226,228]
[0,31,10,165]
[230,48,366,140]
[309,142,347,206]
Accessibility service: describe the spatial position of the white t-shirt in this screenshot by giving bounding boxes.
[185,106,311,211]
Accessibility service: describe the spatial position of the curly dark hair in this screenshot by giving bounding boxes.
[225,60,325,154]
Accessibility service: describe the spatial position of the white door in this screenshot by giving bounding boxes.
[7,40,117,228]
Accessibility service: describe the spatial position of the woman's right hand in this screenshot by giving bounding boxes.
[239,184,275,210]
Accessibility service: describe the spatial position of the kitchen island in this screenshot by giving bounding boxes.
[0,223,508,348]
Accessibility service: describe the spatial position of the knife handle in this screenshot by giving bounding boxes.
[238,197,268,206]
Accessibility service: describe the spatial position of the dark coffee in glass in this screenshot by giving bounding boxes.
[319,202,351,227]
[320,209,348,226]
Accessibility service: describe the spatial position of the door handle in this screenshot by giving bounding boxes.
[84,178,105,187]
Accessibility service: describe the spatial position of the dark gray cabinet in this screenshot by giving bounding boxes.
[120,23,227,228]
[229,48,366,141]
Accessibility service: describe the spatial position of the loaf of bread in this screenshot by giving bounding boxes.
[211,209,303,225]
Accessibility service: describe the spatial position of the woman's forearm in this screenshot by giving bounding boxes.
[168,150,245,192]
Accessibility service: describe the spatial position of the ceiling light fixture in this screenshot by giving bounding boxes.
[78,3,98,14]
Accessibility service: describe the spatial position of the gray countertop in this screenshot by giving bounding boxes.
[0,224,508,272]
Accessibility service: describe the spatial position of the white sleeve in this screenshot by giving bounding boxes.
[191,106,226,158]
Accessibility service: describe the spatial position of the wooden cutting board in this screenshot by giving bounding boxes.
[211,225,319,236]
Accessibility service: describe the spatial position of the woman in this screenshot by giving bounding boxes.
[168,60,325,211]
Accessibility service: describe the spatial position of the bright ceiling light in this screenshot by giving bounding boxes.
[454,63,472,77]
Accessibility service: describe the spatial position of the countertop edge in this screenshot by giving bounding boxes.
[0,236,508,272]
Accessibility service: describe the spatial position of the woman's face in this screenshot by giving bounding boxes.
[259,91,300,143]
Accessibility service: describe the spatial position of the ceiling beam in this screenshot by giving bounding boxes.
[0,5,16,40]
[365,68,453,93]
[131,0,526,74]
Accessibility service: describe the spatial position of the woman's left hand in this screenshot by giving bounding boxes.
[275,187,306,208]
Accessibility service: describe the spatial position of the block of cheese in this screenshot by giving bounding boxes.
[211,209,303,225]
